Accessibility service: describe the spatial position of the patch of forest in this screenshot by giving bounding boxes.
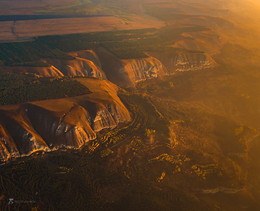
[0,72,91,105]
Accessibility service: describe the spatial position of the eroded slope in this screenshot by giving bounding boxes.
[0,78,131,162]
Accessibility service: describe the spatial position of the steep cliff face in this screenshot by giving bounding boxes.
[0,48,216,88]
[45,56,106,79]
[148,51,216,74]
[0,108,50,161]
[0,51,106,79]
[120,57,167,85]
[94,48,168,87]
[56,49,215,81]
[174,52,216,71]
[0,78,131,163]
[94,48,216,88]
[68,50,102,69]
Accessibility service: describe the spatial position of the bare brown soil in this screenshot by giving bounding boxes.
[0,15,164,42]
[0,0,81,15]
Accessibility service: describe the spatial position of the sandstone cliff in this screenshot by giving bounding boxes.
[148,51,216,74]
[0,48,216,88]
[94,48,168,87]
[0,78,131,163]
[120,57,167,85]
[0,50,106,79]
[46,57,106,79]
[94,48,216,88]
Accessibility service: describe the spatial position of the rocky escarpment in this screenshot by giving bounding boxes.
[94,48,168,87]
[94,48,216,88]
[148,51,216,74]
[0,50,106,79]
[68,50,102,69]
[120,57,167,85]
[0,48,216,88]
[79,49,216,87]
[0,78,131,163]
[174,52,216,71]
[48,50,105,78]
